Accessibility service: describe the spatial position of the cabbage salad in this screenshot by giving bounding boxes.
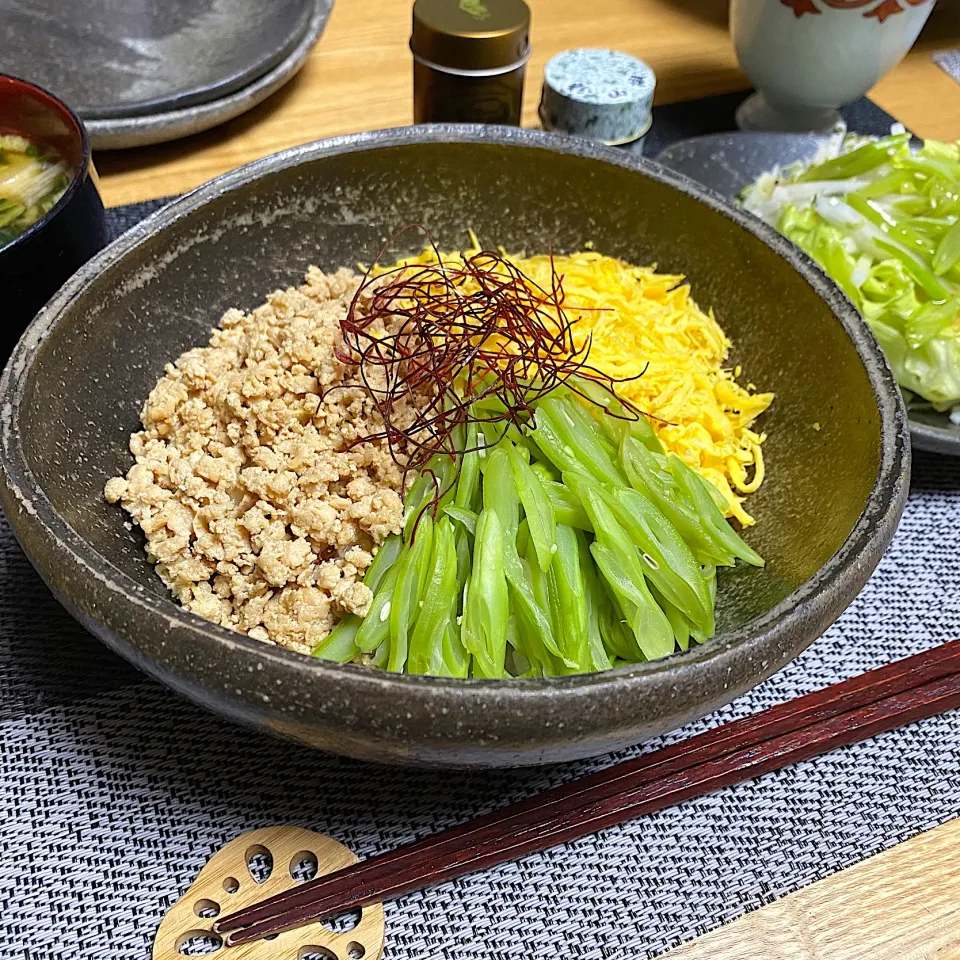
[742,130,960,419]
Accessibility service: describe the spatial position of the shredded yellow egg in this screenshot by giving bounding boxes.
[383,241,774,526]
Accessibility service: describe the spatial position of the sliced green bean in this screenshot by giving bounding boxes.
[563,472,642,574]
[516,517,531,558]
[402,473,434,537]
[621,436,737,566]
[387,516,434,672]
[442,504,477,535]
[482,446,520,540]
[520,539,568,671]
[551,524,590,671]
[598,590,639,662]
[543,479,591,531]
[512,556,567,665]
[435,454,462,513]
[455,525,471,588]
[441,528,473,678]
[603,485,713,635]
[567,376,664,454]
[591,542,675,661]
[526,408,584,478]
[508,443,556,571]
[311,615,361,662]
[455,421,482,511]
[505,613,529,667]
[478,420,511,457]
[578,530,612,672]
[364,535,403,592]
[703,563,717,608]
[403,456,458,538]
[650,582,705,652]
[402,449,460,535]
[661,597,691,651]
[667,456,764,567]
[555,394,630,478]
[462,509,509,678]
[441,619,471,678]
[532,397,623,485]
[566,472,675,659]
[355,562,401,653]
[371,639,389,669]
[408,518,458,675]
[482,444,565,664]
[529,460,559,483]
[507,622,535,678]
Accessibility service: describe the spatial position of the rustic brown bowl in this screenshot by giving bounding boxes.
[0,126,910,767]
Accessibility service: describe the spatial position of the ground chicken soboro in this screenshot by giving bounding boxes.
[104,267,410,656]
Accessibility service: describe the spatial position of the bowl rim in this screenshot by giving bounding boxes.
[0,73,92,257]
[0,123,911,701]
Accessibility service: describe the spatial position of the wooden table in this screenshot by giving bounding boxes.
[94,2,960,957]
[96,0,960,207]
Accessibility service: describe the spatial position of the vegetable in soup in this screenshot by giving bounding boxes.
[0,134,71,246]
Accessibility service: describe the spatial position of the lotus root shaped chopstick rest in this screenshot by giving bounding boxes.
[153,825,385,960]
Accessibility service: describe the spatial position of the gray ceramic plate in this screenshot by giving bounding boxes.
[655,132,960,455]
[83,0,332,151]
[0,126,910,768]
[0,0,314,119]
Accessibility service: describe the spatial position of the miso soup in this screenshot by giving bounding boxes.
[0,134,71,246]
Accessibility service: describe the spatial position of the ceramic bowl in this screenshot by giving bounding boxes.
[731,0,934,131]
[0,126,910,767]
[0,74,108,359]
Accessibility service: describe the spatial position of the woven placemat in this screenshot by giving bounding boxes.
[934,49,960,84]
[4,92,958,959]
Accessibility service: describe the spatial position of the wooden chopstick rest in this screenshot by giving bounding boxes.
[153,825,385,960]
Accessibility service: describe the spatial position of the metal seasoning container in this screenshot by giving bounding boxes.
[539,49,656,152]
[411,0,531,125]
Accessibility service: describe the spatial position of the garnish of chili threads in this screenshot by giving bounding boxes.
[327,225,658,528]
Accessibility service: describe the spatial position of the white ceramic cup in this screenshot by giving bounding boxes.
[730,0,935,131]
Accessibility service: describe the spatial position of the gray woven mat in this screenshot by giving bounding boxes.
[4,190,960,958]
[934,49,960,83]
[3,451,959,959]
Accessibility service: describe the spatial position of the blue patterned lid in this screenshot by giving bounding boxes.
[539,48,656,145]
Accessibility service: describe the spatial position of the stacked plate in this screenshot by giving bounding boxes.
[0,0,333,149]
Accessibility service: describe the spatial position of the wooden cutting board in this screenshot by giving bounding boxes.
[663,817,960,960]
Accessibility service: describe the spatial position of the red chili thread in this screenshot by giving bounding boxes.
[325,226,657,531]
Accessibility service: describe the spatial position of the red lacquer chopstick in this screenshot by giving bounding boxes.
[217,640,960,945]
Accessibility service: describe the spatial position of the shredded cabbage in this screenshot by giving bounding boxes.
[742,132,960,410]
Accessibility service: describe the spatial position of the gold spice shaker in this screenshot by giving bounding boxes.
[411,0,531,125]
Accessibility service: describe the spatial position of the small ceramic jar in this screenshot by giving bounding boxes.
[730,0,935,132]
[539,49,656,152]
